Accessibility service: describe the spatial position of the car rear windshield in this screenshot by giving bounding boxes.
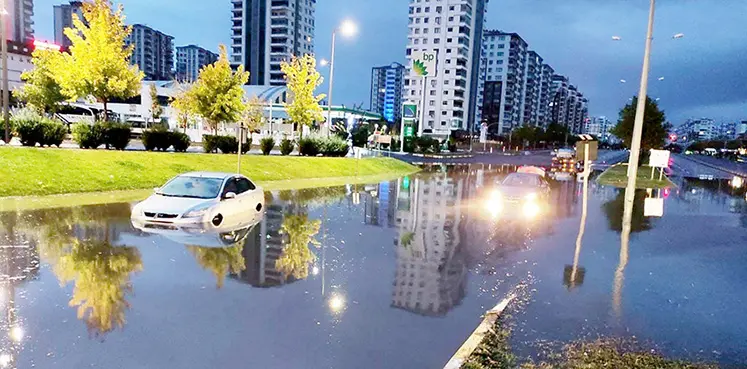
[158,176,224,199]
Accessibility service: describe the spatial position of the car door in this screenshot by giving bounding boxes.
[218,177,241,220]
[235,177,261,213]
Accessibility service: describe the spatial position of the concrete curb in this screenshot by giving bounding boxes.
[442,295,515,369]
[680,155,746,178]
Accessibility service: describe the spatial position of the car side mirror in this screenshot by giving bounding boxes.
[223,192,237,200]
[153,187,160,193]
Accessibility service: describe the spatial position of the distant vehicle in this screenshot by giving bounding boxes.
[131,172,264,228]
[703,148,718,156]
[486,169,550,219]
[552,148,576,173]
[737,155,747,163]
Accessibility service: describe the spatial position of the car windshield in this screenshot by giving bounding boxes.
[502,173,541,187]
[157,176,223,199]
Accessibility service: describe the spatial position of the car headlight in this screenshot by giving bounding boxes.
[525,193,538,201]
[183,208,209,218]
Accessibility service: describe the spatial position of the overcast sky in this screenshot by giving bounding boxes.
[33,0,747,125]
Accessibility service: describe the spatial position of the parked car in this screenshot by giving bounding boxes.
[131,172,264,228]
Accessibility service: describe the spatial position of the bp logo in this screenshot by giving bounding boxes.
[412,51,436,77]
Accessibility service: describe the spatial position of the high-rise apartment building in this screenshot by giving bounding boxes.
[230,0,315,86]
[176,45,218,82]
[521,50,543,126]
[127,24,174,81]
[475,31,528,135]
[53,1,84,48]
[370,62,405,123]
[5,0,34,42]
[583,116,612,140]
[404,0,487,134]
[537,63,554,126]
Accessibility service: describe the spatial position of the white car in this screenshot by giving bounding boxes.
[131,172,264,228]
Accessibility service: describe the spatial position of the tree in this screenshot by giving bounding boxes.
[187,245,245,289]
[170,81,196,133]
[187,44,249,133]
[148,83,163,127]
[243,96,266,132]
[276,214,321,280]
[17,49,67,114]
[53,0,144,119]
[544,122,570,146]
[280,55,325,137]
[611,96,670,151]
[513,124,538,148]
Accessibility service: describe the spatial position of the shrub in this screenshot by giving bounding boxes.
[203,134,220,153]
[202,134,248,154]
[298,137,322,156]
[448,137,458,152]
[14,118,44,146]
[242,137,252,154]
[352,126,370,147]
[218,136,239,154]
[72,123,104,149]
[260,137,275,155]
[279,138,294,156]
[142,128,171,151]
[40,120,67,147]
[415,136,441,154]
[171,132,191,152]
[321,136,349,157]
[102,122,131,150]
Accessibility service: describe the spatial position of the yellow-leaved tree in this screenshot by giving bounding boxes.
[170,81,196,133]
[243,96,266,133]
[187,45,249,133]
[53,0,143,119]
[280,55,325,138]
[17,49,67,114]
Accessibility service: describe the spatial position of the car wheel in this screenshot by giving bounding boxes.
[212,214,223,226]
[256,203,262,212]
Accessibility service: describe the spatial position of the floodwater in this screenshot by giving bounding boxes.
[0,165,745,368]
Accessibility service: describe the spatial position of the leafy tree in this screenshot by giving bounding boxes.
[148,83,163,126]
[611,96,671,151]
[276,214,321,280]
[187,44,249,133]
[170,81,196,133]
[54,0,144,119]
[514,124,538,147]
[280,55,326,137]
[17,49,67,114]
[544,122,570,145]
[243,96,266,132]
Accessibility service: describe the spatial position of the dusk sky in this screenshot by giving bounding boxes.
[33,0,747,125]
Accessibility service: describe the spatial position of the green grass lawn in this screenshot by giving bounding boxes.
[597,164,675,189]
[0,147,418,198]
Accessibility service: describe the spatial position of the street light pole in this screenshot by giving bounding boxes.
[624,0,656,213]
[1,9,9,144]
[325,31,337,138]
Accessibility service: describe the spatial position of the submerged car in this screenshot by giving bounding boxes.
[131,172,264,228]
[486,167,550,219]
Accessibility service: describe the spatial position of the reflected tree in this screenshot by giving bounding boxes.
[53,239,142,335]
[276,214,321,280]
[603,190,652,233]
[187,244,246,289]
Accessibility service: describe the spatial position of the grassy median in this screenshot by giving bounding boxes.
[0,147,418,198]
[597,164,675,189]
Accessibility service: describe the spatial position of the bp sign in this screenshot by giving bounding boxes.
[411,50,438,77]
[402,103,418,119]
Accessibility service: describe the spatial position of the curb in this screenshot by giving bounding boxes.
[680,155,746,178]
[442,295,515,369]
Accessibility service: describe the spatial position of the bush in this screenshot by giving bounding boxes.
[202,134,249,154]
[352,126,370,147]
[243,137,252,154]
[260,137,275,155]
[279,138,294,156]
[10,109,67,147]
[14,118,44,146]
[72,123,104,149]
[142,128,171,151]
[102,122,131,150]
[415,136,441,154]
[171,132,191,152]
[298,137,322,156]
[203,134,220,153]
[321,136,349,157]
[448,137,458,152]
[218,136,239,154]
[40,120,67,147]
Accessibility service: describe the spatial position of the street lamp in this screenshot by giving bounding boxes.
[1,8,8,144]
[325,19,358,137]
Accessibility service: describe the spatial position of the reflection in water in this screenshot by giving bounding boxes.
[54,240,142,335]
[565,166,591,289]
[276,214,321,280]
[603,190,653,234]
[188,244,246,289]
[613,187,635,318]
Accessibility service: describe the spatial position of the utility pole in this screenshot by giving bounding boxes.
[1,8,9,144]
[623,0,656,217]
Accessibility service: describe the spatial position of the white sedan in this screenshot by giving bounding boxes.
[131,172,264,228]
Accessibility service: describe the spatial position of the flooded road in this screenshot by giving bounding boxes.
[1,165,745,368]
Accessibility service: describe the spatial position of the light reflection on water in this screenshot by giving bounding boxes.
[0,165,745,368]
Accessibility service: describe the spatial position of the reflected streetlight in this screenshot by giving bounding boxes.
[328,293,346,313]
[9,326,23,343]
[0,353,11,368]
[325,19,358,137]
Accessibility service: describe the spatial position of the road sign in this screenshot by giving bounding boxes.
[411,50,438,77]
[649,149,671,168]
[402,103,418,119]
[575,140,598,161]
[644,197,664,217]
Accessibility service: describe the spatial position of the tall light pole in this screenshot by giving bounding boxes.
[325,19,357,137]
[1,8,9,144]
[623,0,656,219]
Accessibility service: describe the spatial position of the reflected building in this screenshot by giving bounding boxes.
[392,175,468,316]
[552,179,580,219]
[362,181,397,228]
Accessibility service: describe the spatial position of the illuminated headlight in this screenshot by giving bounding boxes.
[525,193,538,201]
[183,208,209,218]
[523,202,541,218]
[486,190,503,218]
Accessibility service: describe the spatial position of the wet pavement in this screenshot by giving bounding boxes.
[1,165,746,368]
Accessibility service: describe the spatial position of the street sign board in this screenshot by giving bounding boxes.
[402,103,418,119]
[411,50,438,77]
[404,125,414,137]
[649,149,671,168]
[644,197,664,217]
[575,141,598,161]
